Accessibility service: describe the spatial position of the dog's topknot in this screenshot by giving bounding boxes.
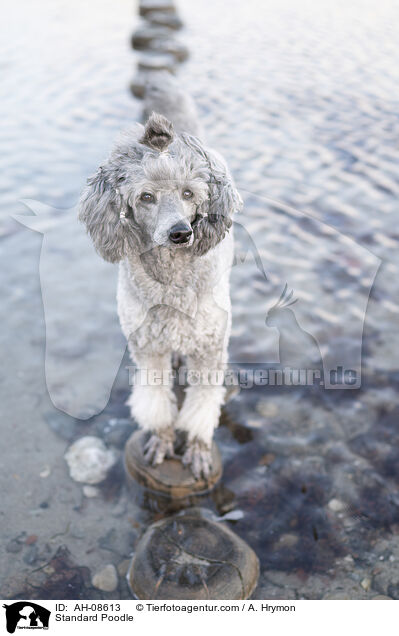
[140,112,174,152]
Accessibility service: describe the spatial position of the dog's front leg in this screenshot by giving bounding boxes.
[127,353,177,466]
[176,355,226,479]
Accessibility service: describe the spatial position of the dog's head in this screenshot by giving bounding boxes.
[78,113,242,262]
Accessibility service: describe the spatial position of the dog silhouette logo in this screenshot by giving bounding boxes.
[3,602,50,633]
[265,284,323,369]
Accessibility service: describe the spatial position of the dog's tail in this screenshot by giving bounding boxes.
[130,2,202,137]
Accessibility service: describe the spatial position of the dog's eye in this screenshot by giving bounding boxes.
[182,189,193,199]
[140,192,155,203]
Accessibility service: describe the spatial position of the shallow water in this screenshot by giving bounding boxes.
[1,0,399,600]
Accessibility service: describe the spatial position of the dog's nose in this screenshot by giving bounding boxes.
[169,223,193,244]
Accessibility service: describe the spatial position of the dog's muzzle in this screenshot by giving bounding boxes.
[169,222,193,245]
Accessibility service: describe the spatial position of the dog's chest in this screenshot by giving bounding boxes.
[130,291,229,356]
[119,240,232,357]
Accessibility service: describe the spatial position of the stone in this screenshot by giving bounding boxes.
[130,72,147,99]
[148,38,189,62]
[372,595,392,600]
[259,453,276,466]
[216,509,244,522]
[256,401,278,418]
[65,436,117,485]
[276,533,299,548]
[128,508,259,599]
[252,583,297,600]
[328,498,346,512]
[147,11,183,30]
[138,52,176,73]
[125,430,222,498]
[336,554,355,570]
[361,577,372,591]
[131,25,170,50]
[39,466,51,478]
[6,540,23,554]
[83,485,100,498]
[139,0,176,16]
[91,564,118,592]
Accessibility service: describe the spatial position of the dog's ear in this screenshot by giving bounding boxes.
[78,165,128,263]
[140,112,174,152]
[181,133,243,255]
[205,147,243,224]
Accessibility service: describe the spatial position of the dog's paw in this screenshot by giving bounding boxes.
[144,427,175,466]
[182,438,212,480]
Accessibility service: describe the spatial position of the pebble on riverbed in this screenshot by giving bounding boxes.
[328,498,346,512]
[83,485,100,498]
[23,545,38,566]
[255,400,279,418]
[91,564,118,592]
[360,577,372,592]
[64,436,118,485]
[6,540,23,554]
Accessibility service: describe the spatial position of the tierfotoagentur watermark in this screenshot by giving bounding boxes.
[127,366,358,388]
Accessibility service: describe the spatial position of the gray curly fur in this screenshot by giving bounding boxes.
[139,112,174,151]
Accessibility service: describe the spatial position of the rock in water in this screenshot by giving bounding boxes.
[130,72,147,99]
[148,39,189,63]
[139,0,176,16]
[138,52,176,73]
[83,485,100,498]
[65,436,117,484]
[92,564,118,592]
[124,430,222,498]
[147,11,183,30]
[128,508,259,599]
[131,25,170,50]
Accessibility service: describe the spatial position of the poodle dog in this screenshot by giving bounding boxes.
[79,111,242,478]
